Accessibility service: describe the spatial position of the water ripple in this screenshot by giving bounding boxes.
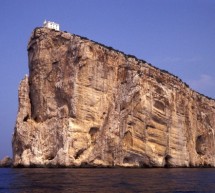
[0,168,215,193]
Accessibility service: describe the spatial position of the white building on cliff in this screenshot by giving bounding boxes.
[43,20,60,31]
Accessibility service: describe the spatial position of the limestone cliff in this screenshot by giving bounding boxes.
[12,27,215,167]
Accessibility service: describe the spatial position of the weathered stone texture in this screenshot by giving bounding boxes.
[0,156,12,167]
[12,27,215,167]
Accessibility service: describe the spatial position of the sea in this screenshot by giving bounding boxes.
[0,168,215,193]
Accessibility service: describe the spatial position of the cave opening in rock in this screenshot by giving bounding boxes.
[89,127,99,136]
[123,157,132,164]
[47,155,55,160]
[164,154,172,168]
[74,149,85,159]
[23,115,29,122]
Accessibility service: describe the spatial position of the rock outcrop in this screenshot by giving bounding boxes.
[0,156,12,167]
[12,27,215,167]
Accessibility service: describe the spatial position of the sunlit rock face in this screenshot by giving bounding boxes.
[12,27,215,167]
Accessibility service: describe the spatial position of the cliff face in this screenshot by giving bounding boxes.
[13,28,215,167]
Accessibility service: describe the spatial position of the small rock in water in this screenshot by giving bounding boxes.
[0,156,12,167]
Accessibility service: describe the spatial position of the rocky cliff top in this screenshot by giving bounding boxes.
[32,27,214,101]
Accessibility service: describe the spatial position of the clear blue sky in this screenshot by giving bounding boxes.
[0,0,215,159]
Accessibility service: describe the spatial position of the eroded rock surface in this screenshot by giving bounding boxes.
[0,156,12,167]
[12,27,215,167]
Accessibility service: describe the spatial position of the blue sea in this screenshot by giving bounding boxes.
[0,168,215,193]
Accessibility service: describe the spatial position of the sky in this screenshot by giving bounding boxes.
[0,0,215,159]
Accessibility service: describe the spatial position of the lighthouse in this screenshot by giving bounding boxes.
[43,20,60,31]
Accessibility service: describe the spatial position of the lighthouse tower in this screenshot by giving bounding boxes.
[43,20,60,31]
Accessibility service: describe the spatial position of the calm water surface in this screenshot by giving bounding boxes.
[0,168,215,193]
